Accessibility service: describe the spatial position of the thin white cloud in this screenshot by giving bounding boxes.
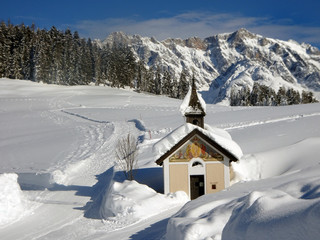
[250,25,320,45]
[74,11,320,47]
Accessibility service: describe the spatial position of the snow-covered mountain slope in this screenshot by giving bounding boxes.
[100,29,320,104]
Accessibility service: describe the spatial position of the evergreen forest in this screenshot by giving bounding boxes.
[0,22,189,99]
[230,82,318,106]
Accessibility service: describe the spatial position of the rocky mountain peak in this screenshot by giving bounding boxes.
[103,31,130,46]
[101,29,320,104]
[162,37,207,50]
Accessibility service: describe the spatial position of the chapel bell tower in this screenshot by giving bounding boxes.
[184,77,206,128]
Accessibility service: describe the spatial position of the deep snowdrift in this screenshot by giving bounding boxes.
[100,179,188,222]
[0,173,31,226]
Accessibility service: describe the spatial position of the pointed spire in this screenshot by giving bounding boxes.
[186,76,206,116]
[180,76,206,128]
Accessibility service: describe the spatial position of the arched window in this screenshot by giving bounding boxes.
[189,159,205,175]
[193,119,199,126]
[192,161,203,167]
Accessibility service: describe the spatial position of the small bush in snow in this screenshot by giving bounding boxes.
[115,133,139,180]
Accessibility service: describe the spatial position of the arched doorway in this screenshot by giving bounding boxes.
[189,159,205,200]
[190,175,204,200]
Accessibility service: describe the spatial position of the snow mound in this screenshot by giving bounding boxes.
[51,159,89,185]
[100,180,188,222]
[0,173,30,226]
[233,137,320,181]
[179,85,207,116]
[222,187,320,240]
[153,123,243,161]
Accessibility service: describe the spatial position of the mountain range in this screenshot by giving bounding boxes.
[98,28,320,104]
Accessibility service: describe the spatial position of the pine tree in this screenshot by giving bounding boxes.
[78,38,94,84]
[154,66,162,94]
[93,44,103,85]
[178,69,189,99]
[34,29,52,83]
[105,44,136,88]
[276,87,287,106]
[146,68,155,93]
[20,24,35,80]
[285,88,301,105]
[250,82,260,105]
[67,31,81,85]
[48,26,63,84]
[123,45,136,88]
[170,77,178,98]
[0,21,9,77]
[7,24,22,79]
[241,86,251,106]
[162,69,172,96]
[136,60,147,91]
[230,86,240,106]
[302,91,318,104]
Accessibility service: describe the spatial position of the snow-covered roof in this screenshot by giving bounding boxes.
[179,81,206,116]
[153,123,243,162]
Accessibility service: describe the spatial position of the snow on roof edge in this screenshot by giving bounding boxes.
[153,123,243,161]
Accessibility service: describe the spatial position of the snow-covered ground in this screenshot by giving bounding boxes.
[0,78,320,239]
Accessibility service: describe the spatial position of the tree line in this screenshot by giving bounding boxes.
[0,22,189,99]
[230,82,318,106]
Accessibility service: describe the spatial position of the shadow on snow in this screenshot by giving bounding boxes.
[129,217,169,240]
[17,167,164,220]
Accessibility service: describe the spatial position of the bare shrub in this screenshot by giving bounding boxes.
[115,133,138,180]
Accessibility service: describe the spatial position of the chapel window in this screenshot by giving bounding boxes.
[192,161,203,167]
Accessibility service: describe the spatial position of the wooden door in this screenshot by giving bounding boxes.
[190,175,205,200]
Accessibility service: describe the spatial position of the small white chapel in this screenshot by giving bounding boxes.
[153,78,243,200]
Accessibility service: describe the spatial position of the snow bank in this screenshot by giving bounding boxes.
[233,137,320,181]
[100,180,188,222]
[222,186,320,240]
[153,123,243,161]
[166,196,237,240]
[51,159,89,185]
[166,138,320,240]
[0,173,30,226]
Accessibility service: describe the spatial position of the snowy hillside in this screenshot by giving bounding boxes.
[101,29,320,104]
[0,78,320,239]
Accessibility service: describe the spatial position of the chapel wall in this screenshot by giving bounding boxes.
[205,162,225,194]
[169,164,189,195]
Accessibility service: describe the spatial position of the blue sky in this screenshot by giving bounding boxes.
[1,0,320,48]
